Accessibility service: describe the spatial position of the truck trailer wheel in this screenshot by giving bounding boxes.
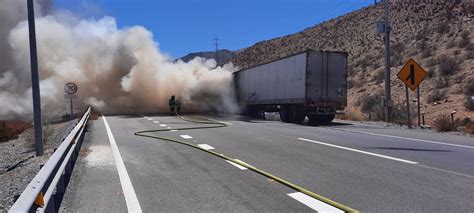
[279,107,291,123]
[290,111,305,124]
[308,114,335,124]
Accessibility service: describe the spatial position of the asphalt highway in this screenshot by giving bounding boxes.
[61,114,474,212]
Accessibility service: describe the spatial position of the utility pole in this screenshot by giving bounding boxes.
[213,36,220,65]
[27,0,43,156]
[383,0,392,122]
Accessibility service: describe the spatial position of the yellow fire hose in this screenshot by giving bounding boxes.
[134,114,358,213]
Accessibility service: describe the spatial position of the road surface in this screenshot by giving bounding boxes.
[60,114,474,212]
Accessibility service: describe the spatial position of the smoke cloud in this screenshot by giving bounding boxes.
[0,1,237,120]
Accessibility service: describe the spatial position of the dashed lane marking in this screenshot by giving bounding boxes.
[226,159,248,170]
[197,144,215,150]
[288,192,344,213]
[180,135,193,139]
[159,124,167,127]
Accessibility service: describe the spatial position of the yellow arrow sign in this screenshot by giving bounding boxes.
[397,58,427,91]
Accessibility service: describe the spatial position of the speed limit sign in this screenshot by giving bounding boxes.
[64,82,78,95]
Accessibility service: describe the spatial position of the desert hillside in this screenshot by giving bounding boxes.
[232,0,474,124]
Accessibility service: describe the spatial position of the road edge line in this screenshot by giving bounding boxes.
[102,116,142,213]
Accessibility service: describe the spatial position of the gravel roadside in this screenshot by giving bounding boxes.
[0,119,78,210]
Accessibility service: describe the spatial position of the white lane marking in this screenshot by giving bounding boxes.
[298,138,418,164]
[288,192,344,213]
[197,144,215,150]
[147,118,153,121]
[418,164,474,179]
[170,130,178,132]
[159,124,167,127]
[167,127,171,129]
[180,135,193,139]
[153,121,160,124]
[332,128,474,149]
[226,160,248,170]
[102,116,142,212]
[206,118,233,125]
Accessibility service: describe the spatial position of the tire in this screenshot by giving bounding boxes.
[308,114,335,125]
[279,107,290,123]
[247,107,265,119]
[290,110,305,124]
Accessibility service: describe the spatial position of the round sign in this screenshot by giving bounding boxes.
[64,82,78,95]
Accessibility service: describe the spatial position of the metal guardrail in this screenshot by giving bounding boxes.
[9,107,92,213]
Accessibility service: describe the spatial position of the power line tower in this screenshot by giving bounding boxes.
[213,36,220,65]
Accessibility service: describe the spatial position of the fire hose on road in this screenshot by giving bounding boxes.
[134,114,358,213]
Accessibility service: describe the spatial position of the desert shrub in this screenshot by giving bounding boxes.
[347,79,359,89]
[435,76,449,89]
[392,42,405,55]
[462,80,474,96]
[438,55,459,76]
[446,40,456,49]
[355,54,373,69]
[432,115,457,132]
[466,43,474,51]
[436,21,450,34]
[426,57,439,67]
[421,45,432,58]
[426,70,434,78]
[465,50,474,60]
[427,90,446,103]
[462,122,474,134]
[458,31,471,48]
[371,69,384,84]
[360,92,384,120]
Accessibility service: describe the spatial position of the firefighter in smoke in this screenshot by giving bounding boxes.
[168,95,181,115]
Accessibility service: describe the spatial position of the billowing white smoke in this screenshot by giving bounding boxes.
[0,1,238,120]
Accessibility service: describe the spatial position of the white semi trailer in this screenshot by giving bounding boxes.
[233,50,348,124]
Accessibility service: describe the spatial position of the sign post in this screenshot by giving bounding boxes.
[417,87,421,127]
[405,85,411,128]
[397,58,427,128]
[64,82,78,117]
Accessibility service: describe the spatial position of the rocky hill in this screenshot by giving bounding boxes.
[179,49,237,65]
[232,0,474,125]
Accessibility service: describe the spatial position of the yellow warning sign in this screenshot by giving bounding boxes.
[397,58,427,91]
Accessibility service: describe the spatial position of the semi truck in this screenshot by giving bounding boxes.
[233,50,348,124]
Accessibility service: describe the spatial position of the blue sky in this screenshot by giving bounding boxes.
[54,0,373,58]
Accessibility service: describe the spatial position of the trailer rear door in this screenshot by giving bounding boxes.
[306,51,347,105]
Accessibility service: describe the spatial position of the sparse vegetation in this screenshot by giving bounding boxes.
[435,76,449,89]
[421,45,432,58]
[446,40,456,49]
[347,79,359,89]
[427,89,446,103]
[438,55,459,76]
[458,31,471,48]
[371,69,384,84]
[432,115,458,132]
[436,21,450,34]
[462,80,474,96]
[465,96,474,111]
[0,122,31,142]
